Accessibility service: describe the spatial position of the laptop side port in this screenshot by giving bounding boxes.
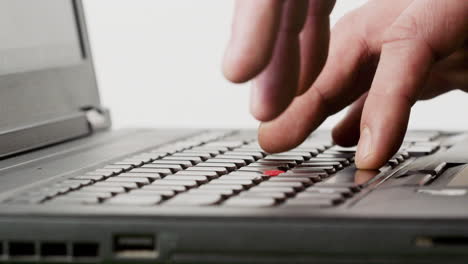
[40,242,68,259]
[113,234,158,259]
[72,242,100,258]
[8,241,37,259]
[415,236,468,247]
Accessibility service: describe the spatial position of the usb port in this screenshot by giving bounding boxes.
[113,234,158,259]
[40,242,68,258]
[8,241,36,258]
[72,242,99,258]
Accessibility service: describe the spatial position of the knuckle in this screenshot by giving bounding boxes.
[368,89,415,107]
[382,13,420,45]
[381,14,436,59]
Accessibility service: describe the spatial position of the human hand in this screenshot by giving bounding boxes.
[223,0,468,169]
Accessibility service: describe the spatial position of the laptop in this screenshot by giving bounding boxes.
[1,1,468,263]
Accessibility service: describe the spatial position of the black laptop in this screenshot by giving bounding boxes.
[1,1,468,263]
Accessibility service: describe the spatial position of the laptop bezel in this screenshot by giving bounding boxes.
[0,0,101,133]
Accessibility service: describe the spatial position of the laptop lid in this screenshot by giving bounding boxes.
[0,0,109,158]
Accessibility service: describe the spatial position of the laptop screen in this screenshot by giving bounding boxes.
[0,0,82,76]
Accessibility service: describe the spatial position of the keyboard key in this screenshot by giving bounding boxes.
[316,153,354,160]
[130,168,173,175]
[184,149,222,156]
[188,188,236,196]
[199,184,245,192]
[329,146,357,153]
[151,180,199,188]
[209,179,255,188]
[129,189,176,198]
[264,155,305,162]
[291,167,336,174]
[163,156,202,164]
[254,160,297,167]
[172,152,212,160]
[295,192,344,201]
[119,173,162,180]
[314,181,361,192]
[284,198,338,207]
[186,166,229,175]
[220,175,263,182]
[94,181,139,189]
[240,191,287,200]
[164,175,209,183]
[109,176,152,184]
[143,184,187,192]
[152,160,192,168]
[257,181,305,191]
[248,186,296,196]
[106,195,162,206]
[244,164,288,170]
[279,172,327,181]
[196,162,237,171]
[228,171,264,177]
[204,141,245,149]
[80,186,127,194]
[164,194,222,206]
[205,159,246,167]
[298,162,343,169]
[268,177,313,185]
[215,155,256,163]
[142,164,182,172]
[306,157,350,166]
[225,151,265,159]
[175,170,219,178]
[195,146,230,152]
[280,151,315,158]
[238,167,282,175]
[224,197,276,207]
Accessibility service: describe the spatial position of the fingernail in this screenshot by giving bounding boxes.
[357,126,373,163]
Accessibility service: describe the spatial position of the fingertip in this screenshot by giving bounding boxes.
[249,82,294,122]
[332,119,359,147]
[249,101,283,122]
[222,48,263,84]
[257,122,296,153]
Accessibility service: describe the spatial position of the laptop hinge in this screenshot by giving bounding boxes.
[0,107,111,159]
[82,106,112,133]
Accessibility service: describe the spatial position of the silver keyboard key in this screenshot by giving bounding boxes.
[106,195,162,206]
[224,197,276,207]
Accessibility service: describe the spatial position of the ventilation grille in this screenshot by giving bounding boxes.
[0,240,99,262]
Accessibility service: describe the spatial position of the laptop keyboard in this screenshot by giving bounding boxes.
[5,131,441,208]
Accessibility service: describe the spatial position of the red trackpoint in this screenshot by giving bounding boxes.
[264,170,285,177]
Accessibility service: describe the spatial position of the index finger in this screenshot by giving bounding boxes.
[223,0,284,83]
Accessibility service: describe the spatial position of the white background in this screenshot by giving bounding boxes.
[83,0,467,131]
